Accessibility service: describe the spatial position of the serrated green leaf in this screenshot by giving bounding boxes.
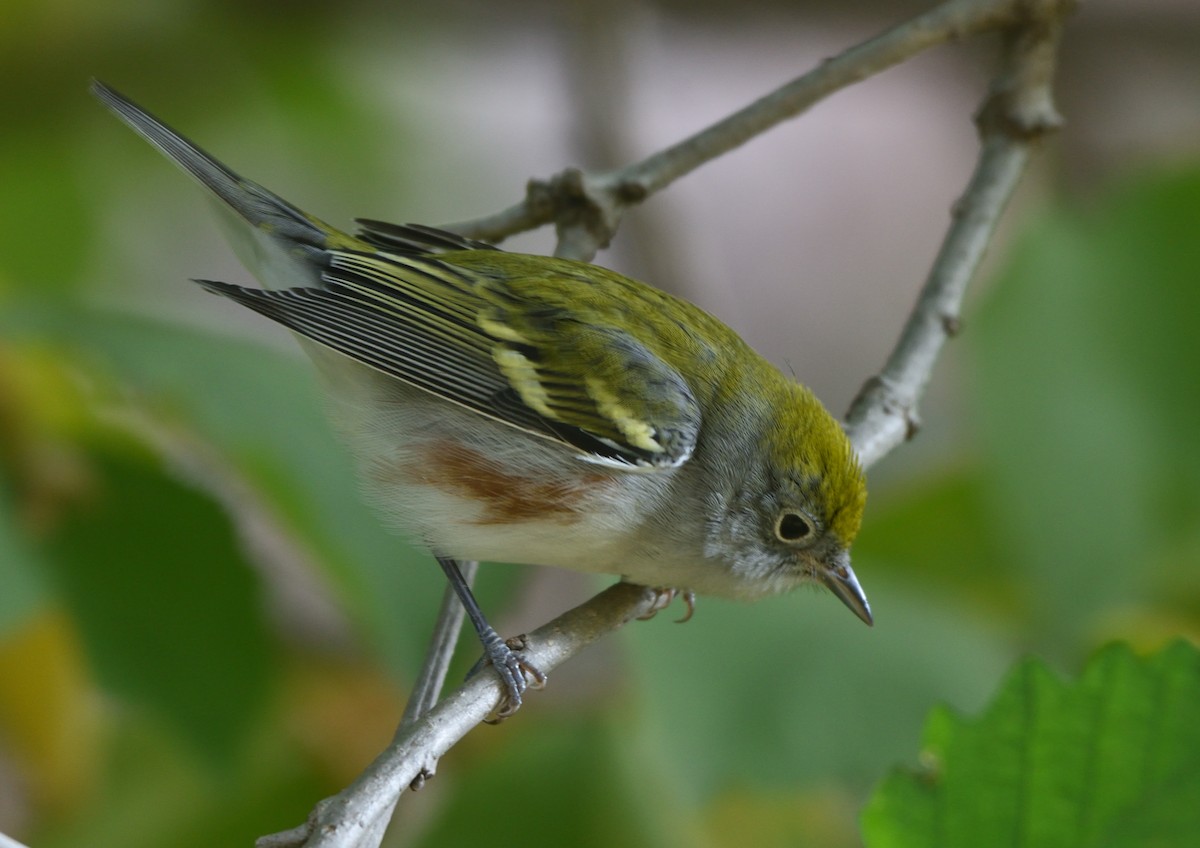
[863,640,1200,848]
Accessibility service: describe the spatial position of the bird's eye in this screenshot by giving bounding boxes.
[775,511,815,544]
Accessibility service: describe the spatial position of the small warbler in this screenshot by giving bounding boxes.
[92,81,870,714]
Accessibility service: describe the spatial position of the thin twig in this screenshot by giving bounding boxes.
[446,0,1029,260]
[612,0,1014,197]
[398,562,477,733]
[260,0,1073,845]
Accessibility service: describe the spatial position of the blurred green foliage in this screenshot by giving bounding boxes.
[970,170,1200,650]
[0,3,1197,846]
[45,449,272,763]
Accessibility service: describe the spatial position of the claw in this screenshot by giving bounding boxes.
[675,590,697,623]
[637,587,697,623]
[475,632,546,723]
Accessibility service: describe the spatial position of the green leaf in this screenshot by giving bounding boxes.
[863,640,1200,848]
[44,449,274,763]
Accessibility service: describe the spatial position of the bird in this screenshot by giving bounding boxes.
[91,80,871,716]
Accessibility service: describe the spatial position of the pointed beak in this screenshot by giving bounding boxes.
[819,555,873,626]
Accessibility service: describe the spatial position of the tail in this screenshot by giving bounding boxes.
[91,80,357,289]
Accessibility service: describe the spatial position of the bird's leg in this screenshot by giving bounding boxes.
[436,556,545,719]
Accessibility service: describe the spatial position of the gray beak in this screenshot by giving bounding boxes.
[820,555,873,626]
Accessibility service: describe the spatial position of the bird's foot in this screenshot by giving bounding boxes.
[637,587,697,623]
[471,631,546,723]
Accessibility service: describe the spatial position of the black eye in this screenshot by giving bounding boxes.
[776,511,815,543]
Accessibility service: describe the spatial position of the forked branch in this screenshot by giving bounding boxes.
[259,0,1074,845]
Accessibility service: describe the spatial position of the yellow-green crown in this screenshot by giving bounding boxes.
[768,383,867,546]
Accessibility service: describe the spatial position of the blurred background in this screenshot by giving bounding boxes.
[1,0,1199,845]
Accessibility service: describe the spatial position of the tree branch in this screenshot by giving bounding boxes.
[257,583,661,848]
[0,831,32,848]
[844,0,1071,464]
[258,0,1074,844]
[444,0,1040,261]
[397,561,477,734]
[255,564,478,848]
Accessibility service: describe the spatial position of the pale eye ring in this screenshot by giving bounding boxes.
[775,511,816,544]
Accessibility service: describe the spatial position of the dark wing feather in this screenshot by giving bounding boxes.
[195,279,562,441]
[195,278,666,468]
[198,249,699,470]
[354,219,499,255]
